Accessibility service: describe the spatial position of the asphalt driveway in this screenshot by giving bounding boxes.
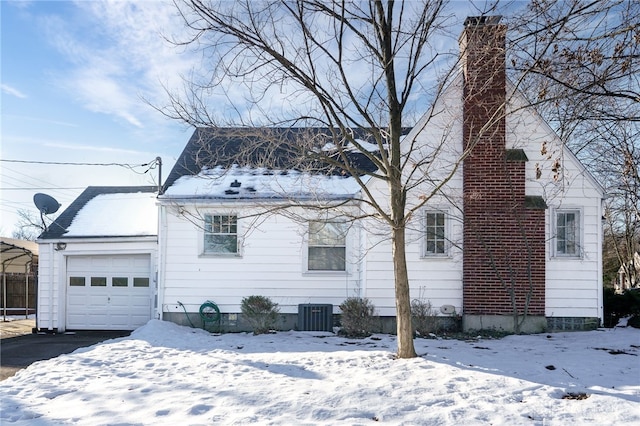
[1,320,130,381]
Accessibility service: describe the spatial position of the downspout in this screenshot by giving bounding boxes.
[25,260,30,319]
[2,262,6,321]
[155,157,164,320]
[156,203,167,320]
[597,198,604,325]
[358,221,366,298]
[48,242,54,331]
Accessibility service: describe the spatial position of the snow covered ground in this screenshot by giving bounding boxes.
[2,320,638,425]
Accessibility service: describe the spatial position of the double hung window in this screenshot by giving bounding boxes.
[424,211,446,256]
[204,214,238,254]
[308,221,347,271]
[555,210,580,257]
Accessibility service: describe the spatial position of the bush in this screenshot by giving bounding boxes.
[240,295,280,335]
[603,288,640,328]
[411,299,439,337]
[338,297,377,338]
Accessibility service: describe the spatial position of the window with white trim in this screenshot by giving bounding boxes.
[424,211,446,256]
[555,210,580,257]
[204,214,238,254]
[308,221,346,271]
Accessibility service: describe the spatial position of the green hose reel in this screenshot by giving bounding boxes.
[199,300,221,324]
[177,300,221,331]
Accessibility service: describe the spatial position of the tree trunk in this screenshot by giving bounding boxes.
[392,225,416,358]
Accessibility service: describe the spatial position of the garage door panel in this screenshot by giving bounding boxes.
[66,254,152,330]
[90,257,110,268]
[133,257,150,269]
[87,295,109,306]
[129,294,150,303]
[67,314,86,325]
[109,294,130,305]
[68,294,88,305]
[108,315,130,327]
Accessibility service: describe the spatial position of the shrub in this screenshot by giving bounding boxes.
[240,295,280,335]
[338,297,377,338]
[604,288,640,328]
[411,299,439,337]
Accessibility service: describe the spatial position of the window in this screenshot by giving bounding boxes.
[424,211,446,256]
[133,277,150,288]
[69,277,85,287]
[308,221,346,271]
[204,214,238,254]
[91,277,107,287]
[112,277,128,287]
[555,210,580,256]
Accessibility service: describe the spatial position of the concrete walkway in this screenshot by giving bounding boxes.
[0,318,35,339]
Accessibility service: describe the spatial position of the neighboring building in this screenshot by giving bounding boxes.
[1,238,38,318]
[616,252,640,293]
[36,16,604,333]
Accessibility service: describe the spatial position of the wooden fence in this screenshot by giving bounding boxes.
[1,273,36,315]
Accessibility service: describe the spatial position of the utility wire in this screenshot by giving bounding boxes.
[1,157,160,176]
[1,187,86,190]
[1,159,155,167]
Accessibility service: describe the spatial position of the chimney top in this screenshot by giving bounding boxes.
[464,16,502,27]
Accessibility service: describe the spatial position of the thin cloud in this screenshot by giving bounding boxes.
[1,84,27,99]
[43,141,155,157]
[39,1,197,129]
[2,134,155,158]
[3,114,78,128]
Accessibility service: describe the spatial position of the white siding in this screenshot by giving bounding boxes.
[157,81,602,323]
[355,80,603,320]
[36,243,59,331]
[506,90,604,319]
[36,239,157,331]
[356,79,466,317]
[160,205,361,315]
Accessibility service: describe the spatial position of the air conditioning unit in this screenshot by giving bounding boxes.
[298,304,333,331]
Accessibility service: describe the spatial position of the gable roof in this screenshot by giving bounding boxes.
[38,186,158,240]
[162,127,411,199]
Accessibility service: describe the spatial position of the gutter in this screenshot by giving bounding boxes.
[45,236,158,244]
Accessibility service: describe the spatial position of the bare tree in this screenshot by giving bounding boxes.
[12,209,50,241]
[161,0,478,358]
[508,0,639,122]
[508,0,639,290]
[160,0,635,355]
[599,122,639,289]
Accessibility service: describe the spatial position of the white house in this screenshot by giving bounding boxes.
[616,252,640,293]
[36,16,604,333]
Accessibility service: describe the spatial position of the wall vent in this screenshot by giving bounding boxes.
[298,304,333,331]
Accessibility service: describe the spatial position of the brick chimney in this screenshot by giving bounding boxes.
[460,16,546,329]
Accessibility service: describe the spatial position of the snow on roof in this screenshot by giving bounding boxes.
[320,138,385,153]
[162,165,366,200]
[65,192,158,237]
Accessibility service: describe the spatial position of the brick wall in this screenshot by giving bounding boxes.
[461,17,546,316]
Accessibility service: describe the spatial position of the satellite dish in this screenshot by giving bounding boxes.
[33,193,61,233]
[34,193,61,214]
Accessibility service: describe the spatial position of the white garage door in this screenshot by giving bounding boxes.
[66,254,152,330]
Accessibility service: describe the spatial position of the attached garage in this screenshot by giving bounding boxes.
[36,186,159,333]
[66,254,152,330]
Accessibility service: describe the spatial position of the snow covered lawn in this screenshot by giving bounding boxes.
[2,320,638,425]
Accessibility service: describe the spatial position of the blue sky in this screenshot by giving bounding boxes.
[1,1,195,236]
[0,0,511,237]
